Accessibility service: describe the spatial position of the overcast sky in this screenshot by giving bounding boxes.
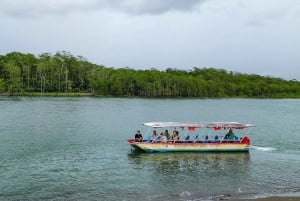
[1,0,300,80]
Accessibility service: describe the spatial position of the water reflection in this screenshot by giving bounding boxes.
[128,151,250,176]
[128,150,250,164]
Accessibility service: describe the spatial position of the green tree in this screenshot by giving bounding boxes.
[0,79,5,93]
[3,61,22,94]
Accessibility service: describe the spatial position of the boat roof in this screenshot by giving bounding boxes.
[143,122,255,129]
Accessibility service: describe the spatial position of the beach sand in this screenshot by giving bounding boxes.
[231,196,300,201]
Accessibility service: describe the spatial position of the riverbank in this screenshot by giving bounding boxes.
[1,92,95,97]
[2,92,300,98]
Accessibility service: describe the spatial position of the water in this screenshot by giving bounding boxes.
[0,97,299,201]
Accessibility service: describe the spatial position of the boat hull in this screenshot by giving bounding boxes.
[128,140,250,153]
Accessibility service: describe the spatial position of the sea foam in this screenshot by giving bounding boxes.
[251,146,276,151]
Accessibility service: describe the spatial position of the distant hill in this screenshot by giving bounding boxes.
[1,51,300,98]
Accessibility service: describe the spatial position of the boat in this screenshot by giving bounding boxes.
[127,122,255,153]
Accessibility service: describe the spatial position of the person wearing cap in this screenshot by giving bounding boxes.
[135,130,143,142]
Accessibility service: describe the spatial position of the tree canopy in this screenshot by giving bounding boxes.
[1,51,300,98]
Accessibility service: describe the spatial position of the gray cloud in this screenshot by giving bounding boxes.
[0,0,207,18]
[110,0,206,15]
[243,5,293,26]
[1,0,299,80]
[0,0,100,18]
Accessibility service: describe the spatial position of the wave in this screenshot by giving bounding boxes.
[180,191,191,197]
[251,145,276,151]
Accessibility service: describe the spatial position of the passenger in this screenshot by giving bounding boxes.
[171,130,177,140]
[164,129,170,140]
[176,131,180,138]
[158,132,163,141]
[224,128,235,141]
[152,130,158,141]
[135,130,143,142]
[172,130,180,143]
[160,132,167,142]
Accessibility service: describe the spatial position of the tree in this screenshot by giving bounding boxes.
[0,79,5,93]
[4,61,22,94]
[1,51,300,98]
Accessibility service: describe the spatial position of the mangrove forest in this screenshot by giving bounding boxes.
[0,51,300,98]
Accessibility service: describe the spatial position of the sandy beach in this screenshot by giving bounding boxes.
[231,196,300,201]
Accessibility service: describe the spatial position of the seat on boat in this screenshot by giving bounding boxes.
[152,136,158,143]
[214,135,220,143]
[194,135,199,143]
[204,135,209,142]
[146,136,152,143]
[184,135,190,143]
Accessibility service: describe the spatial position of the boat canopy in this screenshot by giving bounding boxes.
[143,122,255,129]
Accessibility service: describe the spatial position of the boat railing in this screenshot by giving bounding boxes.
[140,137,242,144]
[135,131,248,144]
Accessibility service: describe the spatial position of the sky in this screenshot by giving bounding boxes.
[1,0,300,80]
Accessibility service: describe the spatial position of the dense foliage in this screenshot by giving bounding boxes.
[1,51,300,98]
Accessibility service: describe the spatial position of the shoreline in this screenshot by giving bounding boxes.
[2,93,300,99]
[230,193,300,201]
[0,92,95,97]
[231,196,300,201]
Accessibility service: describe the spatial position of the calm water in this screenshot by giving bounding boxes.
[0,97,299,201]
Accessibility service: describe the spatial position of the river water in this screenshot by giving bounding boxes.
[0,97,299,201]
